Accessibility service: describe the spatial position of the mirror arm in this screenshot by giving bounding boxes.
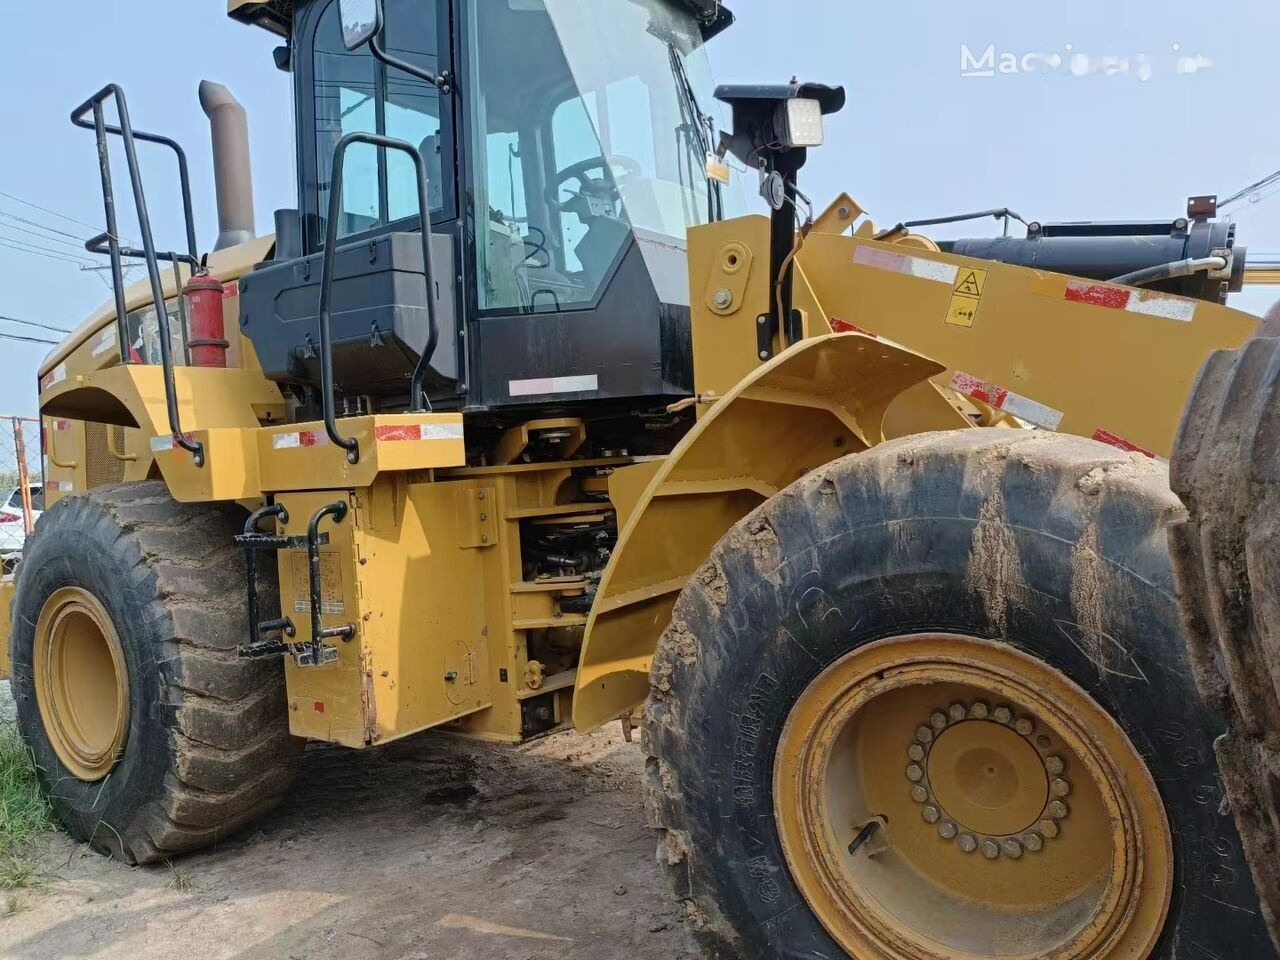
[369,32,452,94]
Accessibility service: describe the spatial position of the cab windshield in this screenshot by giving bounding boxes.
[465,0,744,313]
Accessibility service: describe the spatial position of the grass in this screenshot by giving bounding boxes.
[0,716,52,892]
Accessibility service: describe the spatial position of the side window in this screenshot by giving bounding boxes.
[311,0,446,244]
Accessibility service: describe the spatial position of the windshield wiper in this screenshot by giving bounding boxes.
[667,43,723,223]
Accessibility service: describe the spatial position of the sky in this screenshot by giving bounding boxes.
[0,0,1277,419]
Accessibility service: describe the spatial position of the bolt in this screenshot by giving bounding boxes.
[1014,717,1035,736]
[948,702,967,723]
[938,821,958,840]
[1037,735,1052,749]
[480,534,489,544]
[1048,800,1069,819]
[713,288,733,309]
[907,743,925,762]
[906,764,924,783]
[477,490,486,500]
[1051,778,1071,798]
[922,805,941,824]
[837,205,852,220]
[757,315,768,325]
[958,834,978,853]
[1023,832,1044,852]
[980,839,1001,860]
[758,351,770,360]
[1002,839,1024,859]
[479,513,488,521]
[1175,217,1189,231]
[915,725,934,744]
[910,784,929,803]
[992,705,1013,725]
[1039,819,1060,839]
[969,701,990,720]
[930,710,948,731]
[1045,755,1065,776]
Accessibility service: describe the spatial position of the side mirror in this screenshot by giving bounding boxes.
[338,0,383,51]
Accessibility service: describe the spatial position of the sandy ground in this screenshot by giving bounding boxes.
[0,682,697,960]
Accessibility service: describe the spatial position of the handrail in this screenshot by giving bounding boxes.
[318,131,442,465]
[71,84,204,466]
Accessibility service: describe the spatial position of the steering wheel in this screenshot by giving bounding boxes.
[546,154,644,213]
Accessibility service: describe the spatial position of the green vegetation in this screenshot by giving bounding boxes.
[0,717,51,892]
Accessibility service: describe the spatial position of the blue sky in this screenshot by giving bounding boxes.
[0,0,1276,418]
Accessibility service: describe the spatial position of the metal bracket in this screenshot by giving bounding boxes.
[755,313,773,361]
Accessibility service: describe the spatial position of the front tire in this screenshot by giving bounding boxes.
[645,430,1271,959]
[9,481,302,864]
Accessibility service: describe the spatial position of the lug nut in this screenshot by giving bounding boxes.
[948,702,967,722]
[1051,778,1072,798]
[906,764,924,783]
[910,784,929,803]
[1048,800,1069,819]
[938,821,958,840]
[922,805,941,824]
[992,705,1013,725]
[1022,832,1044,852]
[1045,755,1065,776]
[969,701,990,720]
[1014,717,1035,736]
[1039,819,1060,839]
[916,725,934,744]
[958,833,978,853]
[1002,839,1023,859]
[907,743,925,762]
[980,839,1001,860]
[930,710,948,731]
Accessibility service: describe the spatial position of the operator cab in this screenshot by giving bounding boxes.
[237,0,743,422]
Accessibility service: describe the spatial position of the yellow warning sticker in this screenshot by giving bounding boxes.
[945,267,987,327]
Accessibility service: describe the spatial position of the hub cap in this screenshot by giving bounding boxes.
[33,587,129,781]
[774,634,1172,960]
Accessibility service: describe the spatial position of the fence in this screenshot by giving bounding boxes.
[0,416,42,571]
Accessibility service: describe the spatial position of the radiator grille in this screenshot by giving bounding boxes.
[84,422,127,488]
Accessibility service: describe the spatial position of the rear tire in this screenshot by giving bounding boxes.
[645,430,1272,959]
[9,481,302,864]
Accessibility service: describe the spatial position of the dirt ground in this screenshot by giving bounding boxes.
[0,682,698,960]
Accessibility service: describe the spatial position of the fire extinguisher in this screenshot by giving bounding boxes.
[182,260,230,368]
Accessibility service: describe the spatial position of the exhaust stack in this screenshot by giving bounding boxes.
[199,80,255,250]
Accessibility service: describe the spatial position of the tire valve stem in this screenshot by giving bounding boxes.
[848,816,887,856]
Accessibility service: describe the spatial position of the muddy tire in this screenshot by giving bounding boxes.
[644,430,1272,959]
[9,481,301,864]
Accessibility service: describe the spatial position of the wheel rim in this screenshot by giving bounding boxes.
[33,587,129,781]
[774,634,1172,960]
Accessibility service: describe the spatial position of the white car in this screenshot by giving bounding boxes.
[0,485,43,554]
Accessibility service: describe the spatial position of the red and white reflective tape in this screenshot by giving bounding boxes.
[149,433,199,454]
[49,480,75,493]
[830,317,879,337]
[1063,280,1197,322]
[40,364,67,391]
[221,282,239,300]
[1091,429,1157,459]
[272,429,330,450]
[949,371,1064,430]
[53,419,73,432]
[374,423,465,442]
[853,246,959,285]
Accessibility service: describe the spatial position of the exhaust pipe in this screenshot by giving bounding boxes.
[199,80,255,250]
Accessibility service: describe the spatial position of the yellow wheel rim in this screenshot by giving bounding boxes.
[774,634,1172,960]
[33,587,130,781]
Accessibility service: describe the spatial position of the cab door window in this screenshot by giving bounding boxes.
[310,0,449,245]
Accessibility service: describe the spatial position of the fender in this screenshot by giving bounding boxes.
[572,333,944,730]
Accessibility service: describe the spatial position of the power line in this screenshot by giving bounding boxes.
[0,236,95,265]
[0,331,58,346]
[0,224,94,256]
[0,190,102,233]
[0,314,72,334]
[0,210,89,244]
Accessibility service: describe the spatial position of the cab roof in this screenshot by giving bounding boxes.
[228,0,732,39]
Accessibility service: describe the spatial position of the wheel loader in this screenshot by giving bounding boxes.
[1,1,1276,957]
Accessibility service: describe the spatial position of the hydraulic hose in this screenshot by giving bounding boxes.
[1110,256,1228,288]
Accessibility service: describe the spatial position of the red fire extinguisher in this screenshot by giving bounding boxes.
[182,269,230,368]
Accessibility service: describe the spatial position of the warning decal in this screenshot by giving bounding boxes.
[946,268,987,328]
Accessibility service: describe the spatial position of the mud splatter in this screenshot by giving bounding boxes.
[695,559,729,609]
[966,491,1027,636]
[1069,522,1109,674]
